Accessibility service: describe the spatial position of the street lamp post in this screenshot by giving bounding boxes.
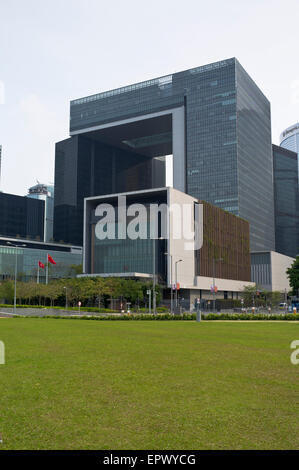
[164,252,173,314]
[6,242,26,315]
[153,235,156,315]
[175,259,183,307]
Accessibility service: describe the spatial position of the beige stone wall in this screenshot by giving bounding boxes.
[270,251,294,292]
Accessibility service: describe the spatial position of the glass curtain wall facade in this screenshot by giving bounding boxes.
[68,58,275,251]
[273,145,299,258]
[27,183,54,242]
[88,192,167,282]
[0,192,44,240]
[280,123,299,186]
[54,135,165,245]
[0,242,82,282]
[235,61,274,251]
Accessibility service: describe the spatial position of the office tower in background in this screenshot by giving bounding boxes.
[27,183,54,242]
[280,123,299,185]
[0,192,45,240]
[272,145,299,258]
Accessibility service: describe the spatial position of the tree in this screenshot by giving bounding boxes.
[268,291,282,307]
[93,277,107,308]
[287,256,299,296]
[0,281,14,304]
[241,285,264,307]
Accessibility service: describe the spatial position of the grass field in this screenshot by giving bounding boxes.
[0,318,298,450]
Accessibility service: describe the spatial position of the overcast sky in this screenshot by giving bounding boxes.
[0,0,298,195]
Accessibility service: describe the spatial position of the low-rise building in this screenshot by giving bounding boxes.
[251,251,294,292]
[82,187,254,309]
[0,237,82,282]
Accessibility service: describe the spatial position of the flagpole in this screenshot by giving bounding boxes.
[46,253,48,285]
[37,263,40,284]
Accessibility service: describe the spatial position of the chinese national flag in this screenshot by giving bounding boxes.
[48,254,56,265]
[38,261,45,269]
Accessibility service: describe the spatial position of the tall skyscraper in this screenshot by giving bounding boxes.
[27,183,54,242]
[0,145,2,189]
[54,58,275,250]
[0,192,44,240]
[280,123,299,184]
[272,145,299,258]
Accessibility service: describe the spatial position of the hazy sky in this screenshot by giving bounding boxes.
[0,0,298,195]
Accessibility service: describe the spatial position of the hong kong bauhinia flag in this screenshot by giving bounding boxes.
[48,254,56,265]
[38,261,45,269]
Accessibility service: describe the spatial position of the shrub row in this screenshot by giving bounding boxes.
[12,313,298,321]
[0,304,168,314]
[0,304,115,313]
[203,313,297,321]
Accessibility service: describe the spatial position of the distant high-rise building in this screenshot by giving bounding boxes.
[280,123,299,184]
[0,192,44,240]
[0,145,2,189]
[272,145,299,258]
[54,57,275,250]
[27,183,54,242]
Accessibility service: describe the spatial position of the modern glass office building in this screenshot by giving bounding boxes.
[0,192,45,240]
[0,237,82,282]
[280,123,299,185]
[272,145,299,258]
[0,145,2,188]
[27,183,54,242]
[55,57,275,251]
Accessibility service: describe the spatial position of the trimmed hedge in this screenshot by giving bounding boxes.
[11,313,298,321]
[0,304,168,314]
[0,304,115,313]
[132,307,169,313]
[203,313,297,321]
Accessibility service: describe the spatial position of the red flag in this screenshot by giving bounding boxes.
[48,254,56,265]
[38,261,45,269]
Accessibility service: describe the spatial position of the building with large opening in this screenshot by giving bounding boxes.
[54,58,275,252]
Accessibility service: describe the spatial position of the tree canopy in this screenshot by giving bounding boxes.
[287,256,299,296]
[0,277,161,309]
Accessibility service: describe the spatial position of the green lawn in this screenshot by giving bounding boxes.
[0,318,298,450]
